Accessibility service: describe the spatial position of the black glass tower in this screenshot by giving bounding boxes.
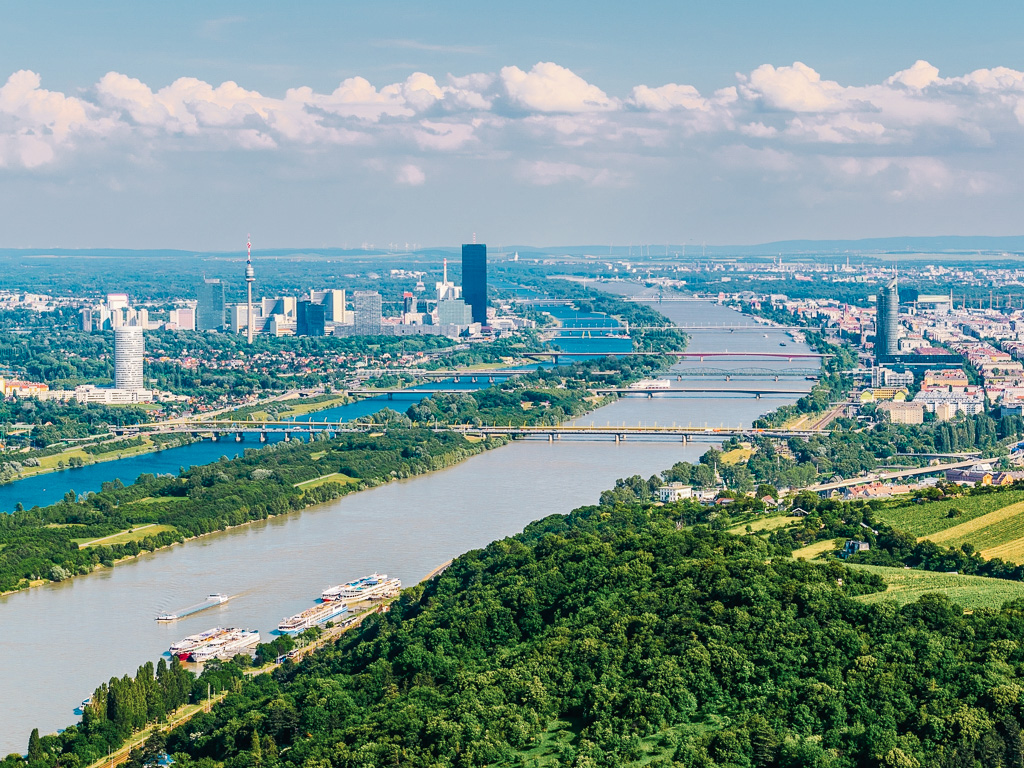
[461,243,487,324]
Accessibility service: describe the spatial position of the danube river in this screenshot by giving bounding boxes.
[0,297,812,754]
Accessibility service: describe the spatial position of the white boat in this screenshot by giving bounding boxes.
[189,629,261,662]
[156,593,231,622]
[169,627,229,657]
[279,600,350,634]
[321,573,402,603]
[627,378,671,391]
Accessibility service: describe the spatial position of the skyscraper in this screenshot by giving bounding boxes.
[353,291,382,335]
[461,243,487,324]
[196,278,226,331]
[114,326,144,390]
[296,300,326,336]
[876,276,900,361]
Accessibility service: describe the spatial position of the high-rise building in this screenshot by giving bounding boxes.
[437,298,473,326]
[196,278,226,331]
[114,326,144,391]
[403,292,417,315]
[296,300,326,336]
[353,291,382,335]
[311,289,347,322]
[461,243,487,324]
[876,277,900,361]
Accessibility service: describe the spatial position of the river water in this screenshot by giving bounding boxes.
[0,294,812,754]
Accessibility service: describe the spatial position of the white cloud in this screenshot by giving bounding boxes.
[0,57,1023,219]
[500,62,616,113]
[630,83,707,112]
[740,62,845,112]
[395,163,426,186]
[887,60,941,89]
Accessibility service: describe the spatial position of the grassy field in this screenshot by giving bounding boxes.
[294,472,356,490]
[75,524,177,549]
[728,514,800,534]
[277,395,349,418]
[874,490,1024,538]
[850,563,1024,610]
[791,539,842,560]
[720,447,754,465]
[923,501,1024,551]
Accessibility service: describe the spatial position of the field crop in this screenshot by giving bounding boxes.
[791,539,842,560]
[874,489,1024,537]
[851,563,1024,610]
[923,501,1024,554]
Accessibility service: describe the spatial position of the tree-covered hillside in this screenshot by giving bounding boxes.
[67,499,1024,768]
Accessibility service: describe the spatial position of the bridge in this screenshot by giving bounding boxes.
[117,419,825,444]
[553,325,803,332]
[594,386,810,398]
[808,458,981,493]
[525,350,829,362]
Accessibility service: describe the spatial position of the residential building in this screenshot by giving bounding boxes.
[353,291,382,335]
[114,326,144,391]
[877,401,925,424]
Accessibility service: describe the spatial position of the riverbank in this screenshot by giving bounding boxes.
[0,298,814,756]
[0,347,681,597]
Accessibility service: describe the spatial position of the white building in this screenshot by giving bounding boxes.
[659,482,693,502]
[114,326,144,391]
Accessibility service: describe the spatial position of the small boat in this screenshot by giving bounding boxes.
[779,342,787,347]
[156,594,231,622]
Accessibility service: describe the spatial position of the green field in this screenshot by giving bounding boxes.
[294,472,356,491]
[728,514,801,534]
[851,563,1024,610]
[874,489,1024,538]
[75,524,177,549]
[923,501,1024,552]
[791,538,842,560]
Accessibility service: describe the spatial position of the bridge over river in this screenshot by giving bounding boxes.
[116,420,826,444]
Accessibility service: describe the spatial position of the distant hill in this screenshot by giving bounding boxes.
[2,235,1023,259]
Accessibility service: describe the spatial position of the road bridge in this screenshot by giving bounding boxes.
[555,325,803,332]
[595,386,809,398]
[117,419,825,444]
[808,459,981,493]
[525,350,829,362]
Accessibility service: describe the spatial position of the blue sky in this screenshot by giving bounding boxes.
[2,1,1024,249]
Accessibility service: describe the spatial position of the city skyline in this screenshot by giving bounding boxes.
[2,3,1024,248]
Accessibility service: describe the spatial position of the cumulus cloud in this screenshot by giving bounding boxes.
[2,59,1024,210]
[395,163,426,186]
[500,62,616,113]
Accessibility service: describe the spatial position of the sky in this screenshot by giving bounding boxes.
[2,0,1024,249]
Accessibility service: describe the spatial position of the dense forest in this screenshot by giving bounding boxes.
[17,485,1024,766]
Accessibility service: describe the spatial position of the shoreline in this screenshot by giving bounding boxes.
[0,393,361,494]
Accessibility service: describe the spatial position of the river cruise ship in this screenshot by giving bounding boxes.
[168,627,229,659]
[189,629,261,662]
[278,600,349,634]
[321,573,402,603]
[628,378,671,390]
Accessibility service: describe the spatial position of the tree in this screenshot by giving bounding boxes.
[27,728,42,762]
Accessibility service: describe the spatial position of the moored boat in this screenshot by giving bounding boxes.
[279,600,349,634]
[321,573,402,603]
